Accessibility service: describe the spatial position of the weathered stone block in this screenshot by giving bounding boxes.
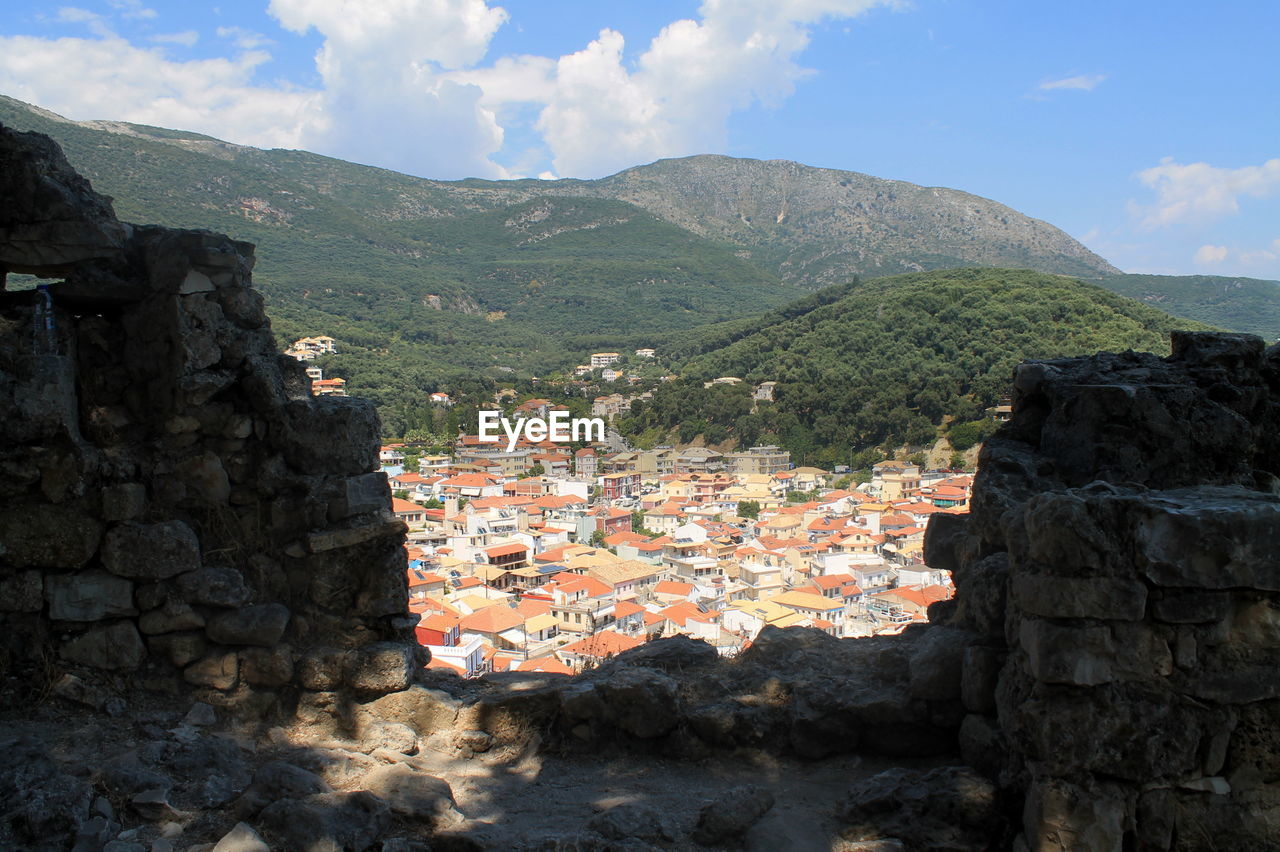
[0,570,44,612]
[1022,775,1129,852]
[0,502,103,568]
[280,396,380,476]
[962,645,1003,714]
[346,642,414,693]
[100,483,147,521]
[597,667,680,738]
[102,520,200,579]
[1019,619,1116,686]
[1153,590,1232,624]
[46,571,135,621]
[241,646,294,687]
[176,565,250,608]
[1011,573,1147,621]
[138,600,205,634]
[61,622,145,670]
[206,603,291,646]
[148,631,207,667]
[184,651,239,690]
[908,626,975,701]
[1136,488,1280,590]
[297,648,350,691]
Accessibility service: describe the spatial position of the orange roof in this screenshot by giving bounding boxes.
[426,657,465,675]
[516,597,552,617]
[485,542,528,558]
[653,580,694,597]
[559,631,642,659]
[554,575,612,598]
[517,656,574,675]
[420,613,459,632]
[811,573,855,591]
[459,605,525,634]
[442,473,499,488]
[393,497,423,513]
[661,602,718,626]
[613,600,645,618]
[605,531,650,546]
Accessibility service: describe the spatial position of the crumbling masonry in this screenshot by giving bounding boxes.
[2,122,1279,850]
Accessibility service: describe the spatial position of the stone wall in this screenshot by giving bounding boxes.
[0,123,421,708]
[927,331,1280,849]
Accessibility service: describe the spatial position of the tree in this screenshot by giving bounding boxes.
[589,530,606,548]
[737,500,760,519]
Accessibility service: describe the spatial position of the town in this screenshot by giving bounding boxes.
[284,337,972,677]
[383,435,967,679]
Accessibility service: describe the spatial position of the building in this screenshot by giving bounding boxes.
[634,348,656,358]
[753,381,777,402]
[590,352,622,368]
[727,445,791,477]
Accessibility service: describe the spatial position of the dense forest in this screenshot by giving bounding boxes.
[613,268,1211,466]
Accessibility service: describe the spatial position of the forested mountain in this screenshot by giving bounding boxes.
[0,96,1116,362]
[614,268,1211,465]
[1098,273,1280,342]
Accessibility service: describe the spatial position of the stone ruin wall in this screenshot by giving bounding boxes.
[2,123,1280,850]
[0,123,423,711]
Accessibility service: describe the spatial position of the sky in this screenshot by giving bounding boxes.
[0,0,1277,279]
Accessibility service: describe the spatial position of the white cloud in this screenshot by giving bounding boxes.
[152,30,200,47]
[216,26,272,50]
[107,0,158,20]
[1039,73,1106,92]
[1193,244,1228,264]
[0,34,321,149]
[265,0,512,177]
[3,0,895,179]
[528,0,893,177]
[1136,156,1280,227]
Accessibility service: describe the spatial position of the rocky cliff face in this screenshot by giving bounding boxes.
[0,122,421,708]
[581,154,1121,283]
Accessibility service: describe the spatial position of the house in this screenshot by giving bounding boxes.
[429,392,453,406]
[393,497,426,524]
[590,352,622,368]
[872,460,922,501]
[555,631,642,672]
[575,448,598,478]
[634,348,655,358]
[415,612,460,647]
[424,635,486,677]
[458,605,527,651]
[772,590,846,622]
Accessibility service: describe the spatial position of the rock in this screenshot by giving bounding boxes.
[131,788,180,821]
[233,761,331,819]
[240,645,294,686]
[961,646,1003,714]
[206,603,290,646]
[148,631,207,667]
[1010,573,1148,621]
[183,452,231,503]
[907,626,975,701]
[184,702,217,726]
[840,767,1002,850]
[454,729,493,753]
[360,721,418,755]
[46,571,135,621]
[1153,590,1232,624]
[139,601,206,634]
[0,501,103,568]
[347,642,415,693]
[596,667,681,738]
[298,647,350,691]
[0,123,125,273]
[61,621,146,670]
[175,565,251,608]
[306,519,407,553]
[211,822,269,852]
[0,569,43,612]
[1018,619,1116,686]
[280,396,381,476]
[101,520,201,579]
[101,482,147,521]
[691,785,774,845]
[614,634,720,671]
[362,684,461,730]
[0,736,93,844]
[257,791,391,852]
[360,763,459,825]
[587,803,675,844]
[184,651,238,690]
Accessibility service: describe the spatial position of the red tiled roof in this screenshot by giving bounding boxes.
[485,542,528,558]
[558,631,642,659]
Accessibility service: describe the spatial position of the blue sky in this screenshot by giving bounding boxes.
[1,0,1277,278]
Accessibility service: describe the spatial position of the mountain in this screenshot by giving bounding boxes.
[614,268,1212,464]
[1099,273,1280,342]
[0,97,1117,350]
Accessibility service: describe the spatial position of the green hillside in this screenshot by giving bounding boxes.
[616,268,1213,465]
[1098,273,1280,342]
